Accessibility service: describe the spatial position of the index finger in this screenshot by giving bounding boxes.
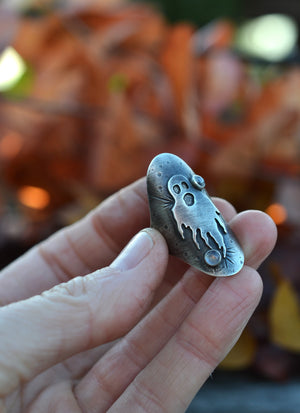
[0,178,149,305]
[0,178,238,305]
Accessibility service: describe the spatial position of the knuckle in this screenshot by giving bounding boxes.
[130,379,168,413]
[175,319,221,369]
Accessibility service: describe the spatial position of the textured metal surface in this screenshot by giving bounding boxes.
[147,153,244,276]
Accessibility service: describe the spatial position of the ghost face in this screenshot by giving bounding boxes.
[167,174,227,257]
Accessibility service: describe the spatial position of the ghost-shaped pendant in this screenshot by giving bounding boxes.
[147,153,244,276]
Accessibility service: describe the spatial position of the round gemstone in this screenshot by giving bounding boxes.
[204,250,222,267]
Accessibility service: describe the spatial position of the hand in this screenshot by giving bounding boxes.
[0,178,277,412]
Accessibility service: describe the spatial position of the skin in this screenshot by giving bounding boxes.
[0,177,277,412]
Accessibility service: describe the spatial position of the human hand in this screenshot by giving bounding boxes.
[0,178,277,412]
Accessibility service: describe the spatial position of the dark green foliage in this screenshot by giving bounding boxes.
[132,0,243,26]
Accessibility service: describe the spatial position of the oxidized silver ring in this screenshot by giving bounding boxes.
[147,153,244,277]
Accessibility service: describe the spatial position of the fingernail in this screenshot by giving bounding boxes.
[111,230,154,271]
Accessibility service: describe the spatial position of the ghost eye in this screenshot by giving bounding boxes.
[173,185,181,194]
[184,193,194,206]
[182,181,188,189]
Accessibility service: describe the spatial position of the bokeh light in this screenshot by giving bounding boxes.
[236,14,298,62]
[265,203,287,225]
[17,186,51,210]
[0,46,26,91]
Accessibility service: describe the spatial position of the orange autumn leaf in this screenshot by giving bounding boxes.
[160,24,200,140]
[160,24,194,115]
[88,92,152,191]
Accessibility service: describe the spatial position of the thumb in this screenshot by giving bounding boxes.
[0,228,168,396]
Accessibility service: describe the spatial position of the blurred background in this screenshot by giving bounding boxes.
[0,0,299,411]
